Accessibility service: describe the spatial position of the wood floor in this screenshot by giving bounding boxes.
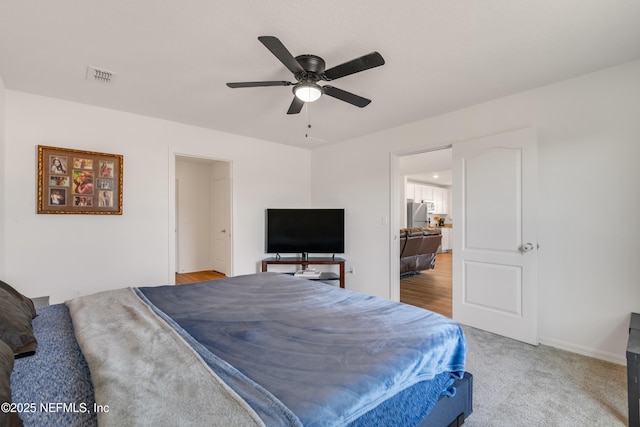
[400,252,452,318]
[175,254,453,318]
[175,270,226,285]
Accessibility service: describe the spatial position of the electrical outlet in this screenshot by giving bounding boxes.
[348,267,355,274]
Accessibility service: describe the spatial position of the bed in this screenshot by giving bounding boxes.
[3,273,472,426]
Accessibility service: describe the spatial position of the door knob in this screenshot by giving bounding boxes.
[221,229,226,233]
[522,243,534,252]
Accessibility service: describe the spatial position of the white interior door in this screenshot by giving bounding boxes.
[175,179,180,273]
[452,127,538,345]
[212,176,230,275]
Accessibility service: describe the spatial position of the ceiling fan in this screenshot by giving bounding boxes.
[226,36,385,114]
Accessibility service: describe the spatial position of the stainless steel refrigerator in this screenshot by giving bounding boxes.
[407,202,433,228]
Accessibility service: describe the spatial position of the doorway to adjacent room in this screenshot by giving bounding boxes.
[173,155,232,282]
[397,148,453,318]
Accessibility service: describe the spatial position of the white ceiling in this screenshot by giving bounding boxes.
[2,1,640,149]
[399,148,453,186]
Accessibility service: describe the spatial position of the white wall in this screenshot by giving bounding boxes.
[312,60,640,364]
[311,135,392,297]
[0,76,5,278]
[4,91,311,303]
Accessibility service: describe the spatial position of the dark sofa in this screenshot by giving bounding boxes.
[399,228,442,277]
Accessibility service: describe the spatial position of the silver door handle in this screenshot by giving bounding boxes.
[522,243,534,252]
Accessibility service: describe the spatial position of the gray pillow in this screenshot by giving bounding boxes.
[0,280,37,358]
[0,340,23,427]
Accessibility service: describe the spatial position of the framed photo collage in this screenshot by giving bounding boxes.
[37,145,123,214]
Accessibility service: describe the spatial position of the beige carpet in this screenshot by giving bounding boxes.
[461,325,628,427]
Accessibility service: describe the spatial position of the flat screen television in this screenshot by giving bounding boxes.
[266,208,344,256]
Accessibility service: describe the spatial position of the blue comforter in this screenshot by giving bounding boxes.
[138,273,466,426]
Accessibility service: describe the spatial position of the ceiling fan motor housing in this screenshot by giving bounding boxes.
[294,55,325,82]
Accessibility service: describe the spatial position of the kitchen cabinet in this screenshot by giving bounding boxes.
[405,182,451,219]
[432,187,444,214]
[406,182,417,201]
[420,186,433,203]
[441,227,452,252]
[406,182,451,215]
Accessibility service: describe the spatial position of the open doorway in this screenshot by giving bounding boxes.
[174,156,232,284]
[397,148,453,317]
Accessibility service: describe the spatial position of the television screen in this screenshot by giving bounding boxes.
[266,209,345,255]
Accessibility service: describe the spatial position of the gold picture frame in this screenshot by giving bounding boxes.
[37,145,123,214]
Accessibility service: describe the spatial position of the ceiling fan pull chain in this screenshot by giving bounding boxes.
[305,105,313,139]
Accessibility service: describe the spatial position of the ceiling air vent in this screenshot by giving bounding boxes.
[86,66,117,84]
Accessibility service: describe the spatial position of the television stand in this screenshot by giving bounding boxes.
[261,256,345,288]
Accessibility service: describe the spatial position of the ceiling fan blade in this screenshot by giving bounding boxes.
[258,36,305,74]
[323,86,371,108]
[287,97,305,115]
[323,52,385,81]
[226,81,292,88]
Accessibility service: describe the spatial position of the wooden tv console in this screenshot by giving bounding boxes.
[261,256,345,288]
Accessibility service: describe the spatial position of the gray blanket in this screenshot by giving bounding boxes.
[66,288,265,427]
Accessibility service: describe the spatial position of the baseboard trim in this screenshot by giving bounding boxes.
[538,335,626,366]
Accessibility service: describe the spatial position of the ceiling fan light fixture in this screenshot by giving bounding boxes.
[293,83,323,103]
